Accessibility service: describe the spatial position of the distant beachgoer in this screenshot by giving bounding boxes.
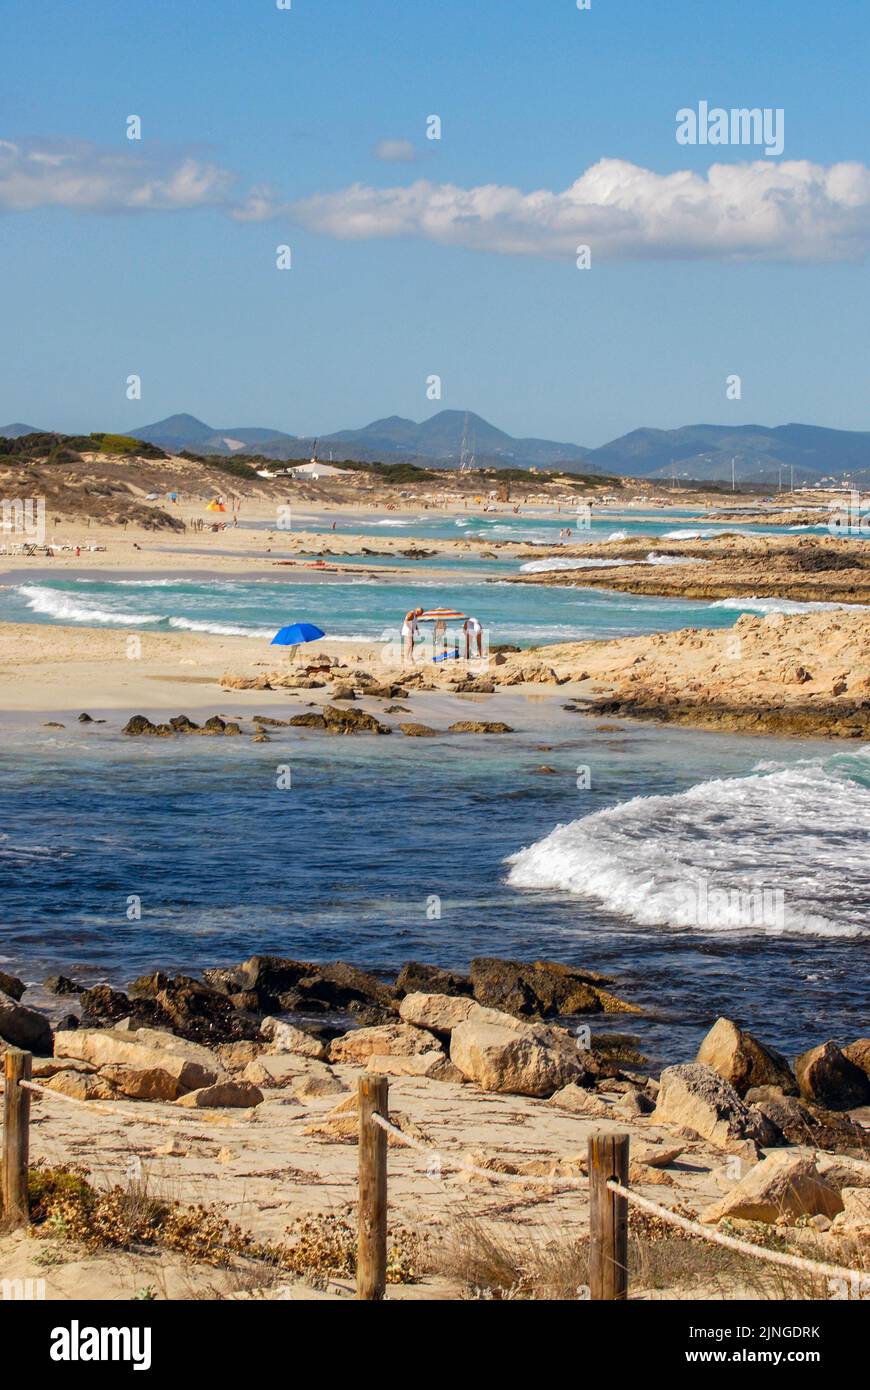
[402,606,423,661]
[74,545,80,557]
[464,615,483,659]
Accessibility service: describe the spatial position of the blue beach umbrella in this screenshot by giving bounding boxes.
[271,622,326,646]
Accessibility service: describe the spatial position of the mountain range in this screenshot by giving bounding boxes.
[2,410,869,485]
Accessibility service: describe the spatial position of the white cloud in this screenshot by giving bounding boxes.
[372,139,417,164]
[0,137,237,214]
[288,157,870,263]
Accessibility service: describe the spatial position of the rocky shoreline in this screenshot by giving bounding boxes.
[1,956,869,1247]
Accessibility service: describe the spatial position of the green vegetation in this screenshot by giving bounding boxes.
[179,450,259,480]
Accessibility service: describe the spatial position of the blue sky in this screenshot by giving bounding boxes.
[2,0,869,446]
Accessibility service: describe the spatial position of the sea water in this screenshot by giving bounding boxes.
[0,716,866,1068]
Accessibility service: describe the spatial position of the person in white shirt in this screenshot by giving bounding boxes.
[402,606,423,662]
[464,615,483,659]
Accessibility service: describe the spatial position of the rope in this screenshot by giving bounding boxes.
[370,1111,588,1189]
[606,1179,866,1285]
[368,1115,866,1286]
[20,1078,255,1132]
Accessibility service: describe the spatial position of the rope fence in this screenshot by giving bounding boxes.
[2,1048,866,1301]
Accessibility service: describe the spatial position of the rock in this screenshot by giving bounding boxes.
[745,1087,862,1152]
[700,1151,845,1226]
[31,1056,97,1078]
[831,1188,870,1233]
[289,705,391,735]
[100,1063,195,1102]
[176,1080,263,1109]
[365,1052,463,1082]
[42,1070,118,1103]
[447,720,513,734]
[122,714,157,736]
[291,1071,346,1099]
[242,1053,344,1098]
[328,1022,438,1064]
[468,957,634,1019]
[795,1040,870,1110]
[260,1017,328,1060]
[632,1143,685,1168]
[54,1027,220,1094]
[843,1038,870,1082]
[128,972,261,1044]
[398,992,480,1036]
[696,1017,797,1096]
[43,974,82,997]
[0,992,53,1053]
[652,1063,770,1152]
[0,971,25,1001]
[449,1011,587,1097]
[548,1083,611,1117]
[78,985,164,1031]
[614,1085,655,1116]
[220,956,395,1020]
[395,962,472,999]
[216,1040,268,1072]
[399,723,438,737]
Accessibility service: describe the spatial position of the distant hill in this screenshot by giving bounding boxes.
[584,423,870,485]
[4,409,864,483]
[130,414,298,455]
[0,423,41,438]
[128,409,592,471]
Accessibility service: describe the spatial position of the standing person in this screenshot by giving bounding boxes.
[464,615,483,659]
[402,606,423,662]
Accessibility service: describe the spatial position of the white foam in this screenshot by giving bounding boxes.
[506,758,870,938]
[520,557,639,574]
[710,595,870,614]
[167,617,275,638]
[16,585,163,625]
[606,529,629,541]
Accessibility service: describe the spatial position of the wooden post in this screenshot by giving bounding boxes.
[357,1073,388,1301]
[588,1131,629,1300]
[2,1049,32,1228]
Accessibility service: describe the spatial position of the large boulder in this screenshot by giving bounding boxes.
[468,957,636,1019]
[260,1017,327,1060]
[328,1022,437,1064]
[176,1080,263,1108]
[652,1063,770,1151]
[700,1151,844,1226]
[0,992,53,1054]
[795,1041,870,1111]
[449,1010,587,1097]
[745,1088,862,1152]
[53,1027,220,1095]
[398,992,480,1036]
[696,1018,796,1096]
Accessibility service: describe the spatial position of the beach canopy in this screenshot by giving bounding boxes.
[271,622,325,646]
[417,608,466,621]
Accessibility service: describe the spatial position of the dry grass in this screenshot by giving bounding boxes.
[430,1209,869,1301]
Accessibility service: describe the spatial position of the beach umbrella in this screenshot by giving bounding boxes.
[271,622,326,646]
